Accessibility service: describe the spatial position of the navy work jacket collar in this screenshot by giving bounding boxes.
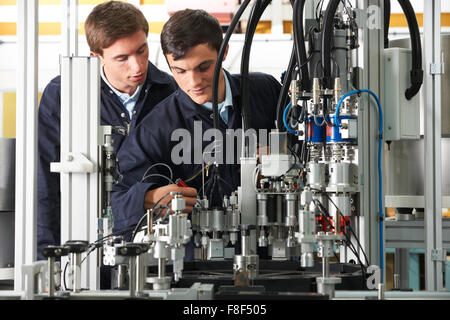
[100,61,170,91]
[100,61,173,125]
[174,69,241,127]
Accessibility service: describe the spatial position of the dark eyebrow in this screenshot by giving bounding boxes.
[136,43,147,52]
[170,66,186,73]
[197,60,214,68]
[170,59,215,72]
[112,43,147,60]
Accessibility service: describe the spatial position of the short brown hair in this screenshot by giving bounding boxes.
[85,1,149,55]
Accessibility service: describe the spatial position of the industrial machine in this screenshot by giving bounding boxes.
[4,0,450,300]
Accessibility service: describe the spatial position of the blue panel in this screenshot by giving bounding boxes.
[306,116,326,143]
[326,115,357,143]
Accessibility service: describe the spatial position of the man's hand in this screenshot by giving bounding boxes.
[144,184,197,215]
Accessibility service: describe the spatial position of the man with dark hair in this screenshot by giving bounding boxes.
[37,1,178,261]
[110,9,281,260]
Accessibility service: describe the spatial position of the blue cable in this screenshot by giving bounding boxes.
[334,89,384,281]
[283,102,300,135]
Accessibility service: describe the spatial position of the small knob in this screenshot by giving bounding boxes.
[64,240,90,254]
[42,245,70,258]
[116,243,150,257]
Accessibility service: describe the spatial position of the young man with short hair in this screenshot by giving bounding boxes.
[111,9,281,260]
[37,1,177,260]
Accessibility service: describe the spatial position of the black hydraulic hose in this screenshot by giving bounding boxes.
[293,0,310,91]
[240,0,261,133]
[321,0,341,89]
[384,0,390,49]
[276,46,297,130]
[212,0,252,133]
[275,0,297,131]
[210,0,251,189]
[241,0,271,138]
[397,0,423,100]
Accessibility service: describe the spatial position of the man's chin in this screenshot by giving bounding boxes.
[189,95,210,105]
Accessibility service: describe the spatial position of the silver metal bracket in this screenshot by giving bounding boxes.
[430,62,445,75]
[431,249,447,262]
[50,152,95,173]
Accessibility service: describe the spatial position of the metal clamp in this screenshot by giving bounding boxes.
[431,248,447,262]
[50,152,95,173]
[430,62,445,75]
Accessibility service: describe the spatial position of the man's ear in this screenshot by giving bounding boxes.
[222,44,229,62]
[91,52,103,64]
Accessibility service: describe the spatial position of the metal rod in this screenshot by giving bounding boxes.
[242,235,251,256]
[158,258,166,278]
[322,257,329,278]
[117,264,127,290]
[147,209,152,236]
[136,255,145,293]
[48,258,55,297]
[335,209,341,235]
[73,253,81,293]
[129,257,136,298]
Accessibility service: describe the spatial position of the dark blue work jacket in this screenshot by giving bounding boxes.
[110,70,281,258]
[37,62,177,260]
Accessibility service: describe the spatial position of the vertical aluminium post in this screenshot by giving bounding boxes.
[62,0,78,56]
[423,0,444,291]
[55,57,101,291]
[14,0,38,293]
[355,0,385,280]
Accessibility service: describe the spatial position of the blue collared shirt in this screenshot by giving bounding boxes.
[100,67,143,120]
[201,72,233,124]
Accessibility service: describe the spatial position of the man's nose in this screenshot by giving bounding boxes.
[129,55,144,74]
[188,71,202,87]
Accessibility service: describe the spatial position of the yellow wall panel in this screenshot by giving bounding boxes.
[148,21,164,34]
[79,22,85,35]
[0,22,86,36]
[39,0,122,4]
[141,0,165,4]
[0,0,16,5]
[283,21,292,34]
[255,21,271,34]
[3,92,42,139]
[39,22,61,36]
[0,22,16,36]
[390,13,423,27]
[443,12,450,27]
[39,0,61,4]
[79,0,126,4]
[3,92,15,138]
[389,13,450,27]
[0,0,126,5]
